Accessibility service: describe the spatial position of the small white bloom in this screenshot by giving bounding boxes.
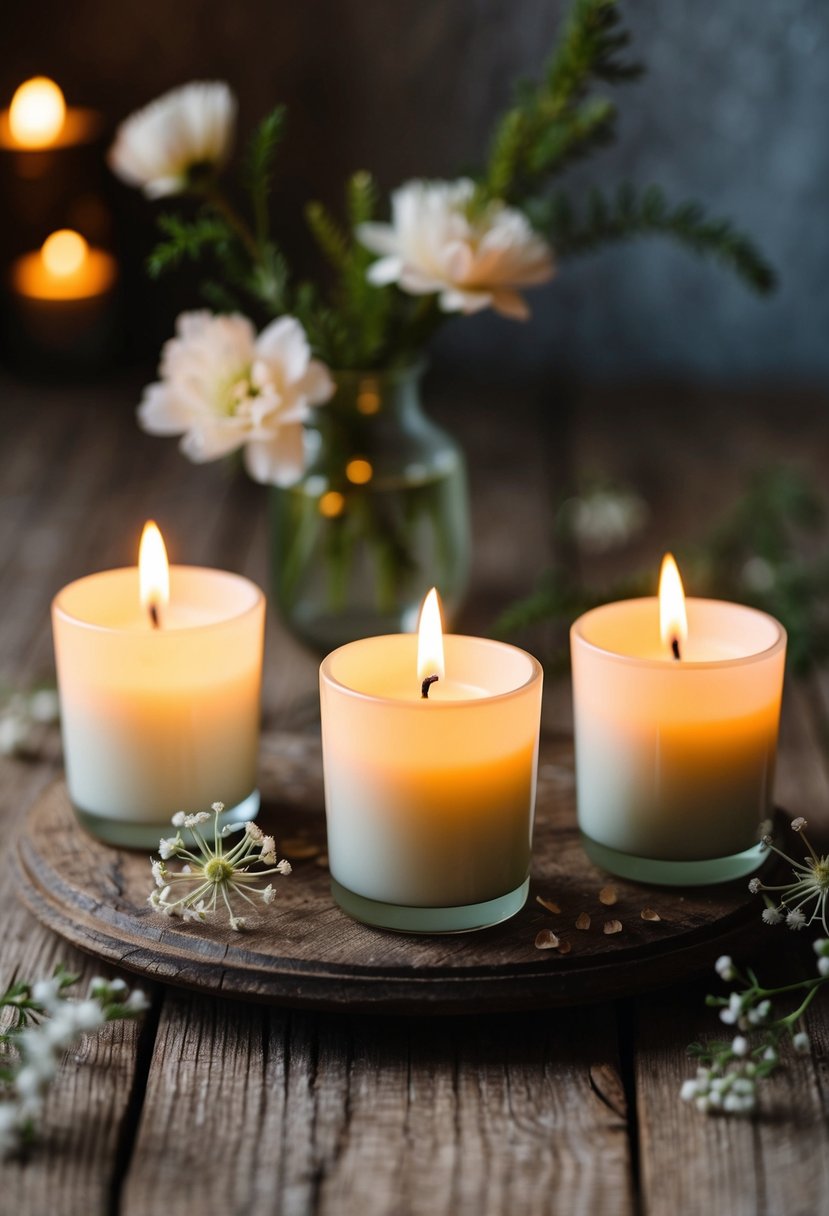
[786,908,807,930]
[151,859,167,888]
[32,977,62,1011]
[695,1095,711,1113]
[72,999,107,1033]
[260,835,277,864]
[715,955,736,981]
[358,178,554,320]
[211,801,225,813]
[720,993,744,1025]
[793,1031,810,1054]
[814,938,829,957]
[183,811,211,828]
[791,817,807,833]
[731,1035,749,1057]
[748,878,762,894]
[0,713,31,756]
[245,822,265,843]
[261,884,276,905]
[762,906,783,925]
[171,812,186,828]
[124,990,150,1013]
[28,688,60,724]
[158,835,181,860]
[229,916,246,932]
[276,859,292,876]
[109,81,236,198]
[819,957,829,978]
[14,1065,45,1101]
[680,1079,700,1101]
[138,312,334,487]
[763,1046,778,1063]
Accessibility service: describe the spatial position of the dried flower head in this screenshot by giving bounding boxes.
[750,817,829,934]
[147,803,291,930]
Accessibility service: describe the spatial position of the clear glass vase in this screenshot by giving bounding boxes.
[269,365,470,651]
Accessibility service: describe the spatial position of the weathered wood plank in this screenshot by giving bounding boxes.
[122,998,633,1216]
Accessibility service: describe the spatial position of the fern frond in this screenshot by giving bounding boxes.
[245,105,287,242]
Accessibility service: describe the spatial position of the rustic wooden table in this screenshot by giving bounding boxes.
[1,371,829,1215]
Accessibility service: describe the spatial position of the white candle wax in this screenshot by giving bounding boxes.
[571,597,786,874]
[319,634,543,923]
[52,565,265,845]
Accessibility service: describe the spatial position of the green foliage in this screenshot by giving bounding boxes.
[147,213,234,279]
[244,105,286,242]
[485,0,640,200]
[542,184,775,293]
[301,172,395,366]
[497,468,829,676]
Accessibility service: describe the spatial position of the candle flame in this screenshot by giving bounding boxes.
[659,552,688,657]
[417,587,445,683]
[139,521,170,621]
[9,77,66,147]
[42,229,88,278]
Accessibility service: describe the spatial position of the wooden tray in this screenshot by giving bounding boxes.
[12,731,783,1014]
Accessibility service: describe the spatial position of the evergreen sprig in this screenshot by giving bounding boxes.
[245,105,286,243]
[147,213,235,279]
[543,184,775,293]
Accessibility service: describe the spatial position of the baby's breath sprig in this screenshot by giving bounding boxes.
[0,966,148,1156]
[749,817,829,933]
[681,946,829,1116]
[148,801,292,931]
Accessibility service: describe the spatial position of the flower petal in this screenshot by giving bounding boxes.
[244,424,306,486]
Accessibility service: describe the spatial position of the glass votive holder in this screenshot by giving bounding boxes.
[319,634,543,932]
[52,566,265,848]
[571,598,786,886]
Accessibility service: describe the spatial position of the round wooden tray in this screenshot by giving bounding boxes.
[12,731,784,1014]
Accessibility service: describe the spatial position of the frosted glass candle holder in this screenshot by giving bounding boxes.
[571,598,786,886]
[52,566,265,848]
[320,634,543,932]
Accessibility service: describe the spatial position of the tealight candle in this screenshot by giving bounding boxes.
[571,554,786,885]
[319,589,544,932]
[52,522,265,848]
[10,228,117,362]
[0,77,101,152]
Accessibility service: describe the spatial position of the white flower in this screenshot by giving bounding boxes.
[680,1079,700,1101]
[245,822,265,843]
[357,178,554,320]
[719,993,744,1025]
[109,81,236,198]
[731,1035,749,1057]
[32,977,62,1012]
[748,878,762,894]
[786,908,807,930]
[715,955,736,981]
[814,938,829,957]
[211,802,225,814]
[158,836,181,860]
[28,689,60,724]
[791,817,807,832]
[762,907,783,926]
[171,812,187,828]
[0,713,30,757]
[260,835,277,864]
[124,990,150,1013]
[276,859,292,876]
[138,312,334,486]
[261,884,276,905]
[229,916,246,932]
[819,957,829,978]
[793,1031,810,1054]
[763,1046,777,1063]
[151,859,167,888]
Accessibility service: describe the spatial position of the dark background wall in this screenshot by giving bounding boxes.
[2,0,826,384]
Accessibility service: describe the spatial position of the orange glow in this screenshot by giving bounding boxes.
[9,77,66,147]
[346,458,373,485]
[319,490,345,518]
[659,552,688,658]
[42,229,87,277]
[417,587,445,683]
[139,521,170,622]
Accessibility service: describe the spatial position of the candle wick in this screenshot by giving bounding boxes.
[421,674,439,699]
[149,603,161,630]
[671,637,681,661]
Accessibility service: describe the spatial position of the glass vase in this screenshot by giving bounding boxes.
[269,365,470,651]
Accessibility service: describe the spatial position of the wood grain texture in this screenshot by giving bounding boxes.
[121,995,633,1216]
[12,731,787,1014]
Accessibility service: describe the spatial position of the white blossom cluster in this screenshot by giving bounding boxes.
[0,688,59,758]
[0,973,148,1157]
[751,817,829,934]
[149,802,291,931]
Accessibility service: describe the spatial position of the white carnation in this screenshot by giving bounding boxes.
[109,81,236,198]
[138,312,334,486]
[358,178,554,320]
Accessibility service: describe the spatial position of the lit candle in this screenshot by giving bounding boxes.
[319,589,544,932]
[0,78,101,151]
[10,228,117,364]
[52,522,266,848]
[571,554,786,885]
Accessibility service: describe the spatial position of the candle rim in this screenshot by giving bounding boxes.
[0,106,102,150]
[52,565,264,634]
[571,596,787,669]
[320,633,543,707]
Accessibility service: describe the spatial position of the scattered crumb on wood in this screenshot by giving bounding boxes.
[535,929,560,950]
[281,839,322,859]
[603,919,623,935]
[557,940,572,955]
[575,912,591,931]
[641,907,661,922]
[599,885,618,906]
[535,895,561,915]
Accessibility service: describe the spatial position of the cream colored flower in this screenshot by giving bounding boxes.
[357,178,554,320]
[138,311,334,486]
[109,81,236,198]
